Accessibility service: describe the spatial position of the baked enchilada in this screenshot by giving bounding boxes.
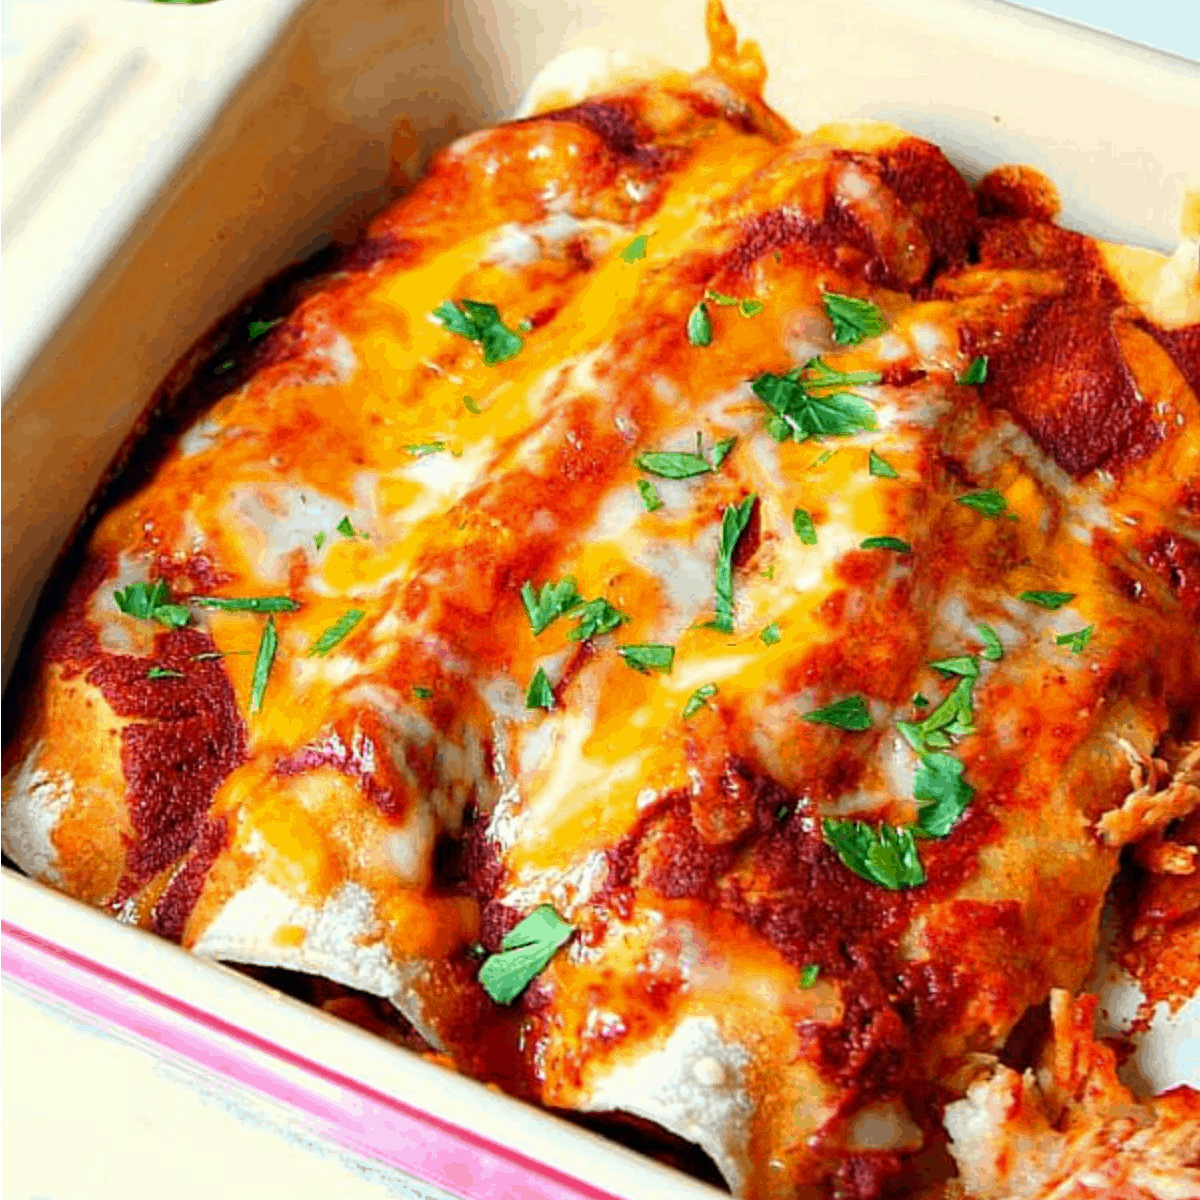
[4,2,1199,1194]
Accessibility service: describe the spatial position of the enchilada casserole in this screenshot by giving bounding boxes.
[4,3,1198,1194]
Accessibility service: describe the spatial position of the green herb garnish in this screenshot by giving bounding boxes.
[525,666,554,710]
[976,623,1003,661]
[146,667,183,680]
[912,752,974,837]
[520,577,583,636]
[710,437,737,468]
[792,508,817,544]
[868,449,899,479]
[705,495,756,634]
[928,655,980,679]
[247,318,281,340]
[404,442,447,458]
[1020,590,1075,610]
[567,598,628,642]
[432,299,524,365]
[1056,625,1094,654]
[191,596,299,613]
[912,693,929,708]
[478,905,574,1005]
[113,580,190,629]
[637,480,664,511]
[860,536,911,553]
[314,532,326,551]
[823,819,925,889]
[957,490,1013,518]
[413,686,433,699]
[620,234,649,263]
[307,609,365,657]
[336,515,366,538]
[738,299,764,318]
[750,358,881,443]
[687,301,713,347]
[683,683,718,719]
[248,616,278,715]
[635,451,713,479]
[759,622,782,646]
[803,694,871,731]
[463,395,481,414]
[799,964,820,988]
[957,357,989,385]
[822,292,888,345]
[618,643,675,674]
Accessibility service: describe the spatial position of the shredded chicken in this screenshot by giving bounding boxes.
[945,990,1200,1199]
[1098,741,1200,852]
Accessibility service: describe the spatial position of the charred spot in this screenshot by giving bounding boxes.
[540,100,661,171]
[431,832,466,890]
[878,365,927,389]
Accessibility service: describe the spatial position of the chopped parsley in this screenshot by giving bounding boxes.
[525,666,554,710]
[247,318,281,340]
[810,448,837,469]
[314,532,326,551]
[705,290,763,319]
[868,449,899,479]
[976,623,1004,661]
[521,577,583,635]
[710,437,737,468]
[803,694,871,731]
[635,450,713,479]
[912,752,974,837]
[404,442,447,458]
[1057,625,1094,654]
[957,490,1014,519]
[413,686,433,699]
[566,598,628,642]
[823,819,925,889]
[306,608,365,657]
[912,693,929,708]
[683,683,718,719]
[191,595,299,613]
[336,515,366,538]
[751,358,881,443]
[799,963,821,988]
[759,622,782,646]
[463,395,481,414]
[822,292,888,345]
[928,655,980,678]
[738,299,764,318]
[705,495,756,634]
[686,301,713,347]
[213,359,236,375]
[478,905,574,1005]
[618,643,675,674]
[761,565,775,580]
[432,299,524,365]
[620,234,650,262]
[248,616,278,715]
[705,289,738,306]
[860,536,911,553]
[792,508,818,544]
[957,356,989,385]
[113,580,190,629]
[1020,590,1075,610]
[637,480,664,511]
[146,667,183,680]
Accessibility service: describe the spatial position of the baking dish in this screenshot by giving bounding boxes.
[3,1,1198,1197]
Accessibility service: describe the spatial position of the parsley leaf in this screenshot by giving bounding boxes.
[823,819,925,889]
[336,515,365,538]
[307,609,365,657]
[868,449,899,479]
[413,686,433,699]
[759,622,782,646]
[976,623,1003,661]
[618,643,675,674]
[683,683,718,719]
[1020,590,1075,610]
[687,301,713,347]
[463,395,481,414]
[710,436,737,468]
[525,666,554,710]
[147,667,183,680]
[751,358,881,443]
[803,694,871,731]
[521,577,583,636]
[637,480,664,511]
[792,508,818,545]
[860,536,911,553]
[247,318,281,340]
[913,752,974,837]
[912,693,929,708]
[432,299,525,365]
[739,299,764,318]
[928,655,980,679]
[404,442,447,458]
[113,580,191,629]
[478,905,574,1005]
[191,595,299,613]
[620,234,649,263]
[567,598,628,642]
[706,495,756,634]
[799,963,820,988]
[635,451,713,479]
[314,532,326,551]
[1057,625,1094,654]
[705,289,738,306]
[248,616,278,715]
[822,292,888,345]
[957,356,989,385]
[957,490,1013,518]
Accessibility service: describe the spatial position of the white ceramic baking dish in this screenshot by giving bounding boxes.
[3,1,1198,1196]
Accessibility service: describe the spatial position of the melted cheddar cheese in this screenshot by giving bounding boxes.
[4,4,1199,1196]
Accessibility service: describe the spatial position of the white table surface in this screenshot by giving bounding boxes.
[1,3,1196,1200]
